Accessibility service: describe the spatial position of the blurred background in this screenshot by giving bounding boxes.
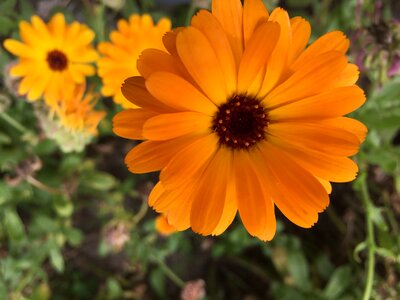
[0,0,399,299]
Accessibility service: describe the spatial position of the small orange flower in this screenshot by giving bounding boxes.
[155,215,177,236]
[97,14,171,108]
[3,13,98,107]
[54,84,105,136]
[113,0,367,241]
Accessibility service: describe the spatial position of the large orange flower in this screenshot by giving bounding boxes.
[97,14,171,108]
[113,0,367,241]
[3,13,98,107]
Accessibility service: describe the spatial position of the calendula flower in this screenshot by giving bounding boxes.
[37,84,105,152]
[97,14,171,108]
[3,13,98,107]
[113,0,367,241]
[54,84,105,136]
[155,215,177,236]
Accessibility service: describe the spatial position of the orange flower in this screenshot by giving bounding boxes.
[155,215,177,236]
[97,14,171,108]
[113,0,367,241]
[54,83,105,136]
[3,13,98,107]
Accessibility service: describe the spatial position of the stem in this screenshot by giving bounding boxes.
[132,197,148,225]
[359,173,376,300]
[26,176,64,194]
[151,254,185,288]
[0,112,27,133]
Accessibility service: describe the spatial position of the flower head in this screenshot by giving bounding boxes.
[37,83,105,153]
[54,84,105,136]
[113,0,367,241]
[97,14,171,108]
[3,13,98,107]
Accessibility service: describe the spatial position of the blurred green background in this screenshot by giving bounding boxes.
[0,0,399,299]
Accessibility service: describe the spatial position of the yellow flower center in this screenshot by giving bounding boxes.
[46,50,68,71]
[212,95,269,150]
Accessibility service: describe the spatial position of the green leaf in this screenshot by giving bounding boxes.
[0,280,7,300]
[0,16,15,35]
[53,194,74,218]
[64,227,83,247]
[353,241,367,263]
[149,268,166,298]
[81,172,117,191]
[2,208,25,240]
[375,247,398,262]
[0,132,11,145]
[106,278,122,299]
[287,247,310,290]
[18,0,34,19]
[121,0,140,18]
[0,0,16,12]
[323,265,352,299]
[0,182,12,205]
[370,206,389,231]
[49,244,64,273]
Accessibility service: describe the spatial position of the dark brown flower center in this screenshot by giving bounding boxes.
[46,50,68,71]
[212,94,269,150]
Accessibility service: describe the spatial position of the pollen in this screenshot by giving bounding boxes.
[212,95,269,150]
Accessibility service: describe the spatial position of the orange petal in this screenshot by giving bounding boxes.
[145,72,217,115]
[234,150,276,241]
[176,27,227,104]
[262,142,330,211]
[3,39,41,58]
[291,31,349,71]
[113,109,157,140]
[121,76,174,112]
[259,8,292,96]
[243,0,269,46]
[155,215,177,236]
[212,0,243,66]
[191,147,233,235]
[148,182,165,207]
[125,136,200,173]
[143,112,211,140]
[289,17,311,63]
[330,64,360,88]
[264,51,348,108]
[318,117,368,143]
[160,133,219,189]
[268,135,359,182]
[258,143,329,227]
[237,22,280,95]
[191,10,237,95]
[269,86,366,120]
[211,169,237,235]
[137,49,187,79]
[268,122,361,156]
[162,28,184,57]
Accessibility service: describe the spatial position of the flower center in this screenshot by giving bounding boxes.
[212,95,269,150]
[46,50,68,71]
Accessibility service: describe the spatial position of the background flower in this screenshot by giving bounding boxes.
[3,13,98,107]
[97,14,171,108]
[36,83,105,152]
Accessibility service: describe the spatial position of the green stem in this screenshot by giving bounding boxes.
[0,112,27,133]
[360,173,376,300]
[151,254,185,288]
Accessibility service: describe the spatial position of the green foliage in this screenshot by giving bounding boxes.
[0,0,399,299]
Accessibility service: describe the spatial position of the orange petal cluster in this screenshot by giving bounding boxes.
[97,14,171,108]
[112,0,367,241]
